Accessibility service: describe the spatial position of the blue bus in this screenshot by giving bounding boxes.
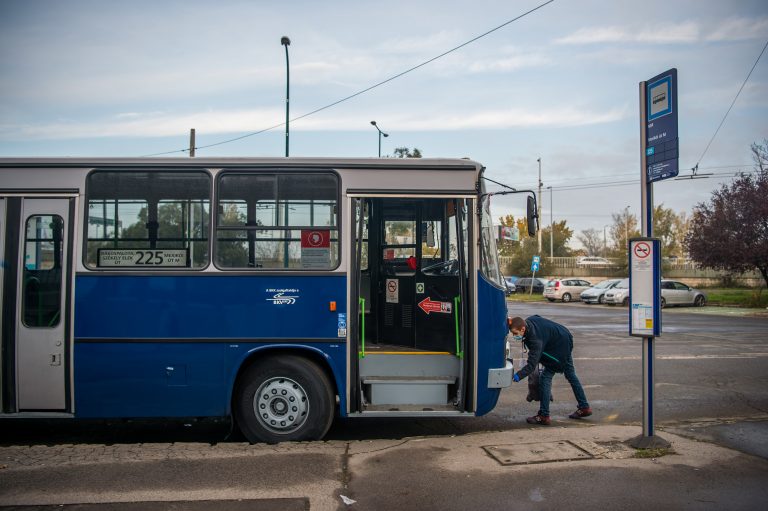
[0,158,533,443]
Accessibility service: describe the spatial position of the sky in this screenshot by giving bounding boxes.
[1,0,767,248]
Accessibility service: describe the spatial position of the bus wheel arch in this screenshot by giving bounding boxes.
[232,349,337,444]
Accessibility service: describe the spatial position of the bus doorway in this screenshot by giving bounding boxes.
[0,196,74,414]
[351,197,472,414]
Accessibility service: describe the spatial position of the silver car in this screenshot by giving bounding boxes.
[603,278,630,306]
[580,279,622,304]
[661,280,707,307]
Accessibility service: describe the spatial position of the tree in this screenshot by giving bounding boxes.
[393,147,422,158]
[609,209,640,256]
[497,214,528,257]
[652,204,687,257]
[577,228,603,256]
[541,220,573,257]
[497,215,573,275]
[685,140,768,288]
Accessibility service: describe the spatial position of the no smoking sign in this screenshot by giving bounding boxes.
[633,242,651,259]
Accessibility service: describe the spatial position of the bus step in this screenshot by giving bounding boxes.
[363,376,455,406]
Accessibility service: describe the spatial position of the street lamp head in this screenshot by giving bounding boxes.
[383,133,389,137]
[281,36,291,46]
[370,120,377,126]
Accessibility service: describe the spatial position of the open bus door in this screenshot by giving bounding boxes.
[1,196,75,414]
[350,196,471,415]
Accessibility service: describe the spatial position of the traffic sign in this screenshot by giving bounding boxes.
[644,68,679,183]
[531,261,540,272]
[532,255,540,263]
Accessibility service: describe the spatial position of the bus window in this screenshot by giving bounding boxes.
[85,171,210,269]
[215,172,339,270]
[479,196,503,286]
[23,215,63,327]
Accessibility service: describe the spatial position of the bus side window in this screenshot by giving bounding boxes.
[85,171,211,269]
[22,215,63,328]
[215,172,339,270]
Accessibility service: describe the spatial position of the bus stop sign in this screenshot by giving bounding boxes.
[645,68,678,183]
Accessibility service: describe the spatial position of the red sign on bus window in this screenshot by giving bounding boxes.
[301,230,330,248]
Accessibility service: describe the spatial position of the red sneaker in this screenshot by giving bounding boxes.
[569,407,593,419]
[526,414,551,425]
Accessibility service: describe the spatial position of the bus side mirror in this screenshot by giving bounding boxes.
[526,195,538,237]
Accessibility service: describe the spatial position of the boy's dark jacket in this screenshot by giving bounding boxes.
[515,315,573,380]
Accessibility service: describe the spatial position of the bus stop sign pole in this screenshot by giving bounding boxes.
[630,69,677,449]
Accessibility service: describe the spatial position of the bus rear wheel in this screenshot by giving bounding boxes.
[235,356,334,444]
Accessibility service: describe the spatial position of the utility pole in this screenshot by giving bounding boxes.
[189,129,195,157]
[548,186,553,258]
[537,158,542,254]
[625,205,630,249]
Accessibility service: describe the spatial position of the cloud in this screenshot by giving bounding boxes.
[555,22,700,44]
[0,103,629,141]
[705,17,768,42]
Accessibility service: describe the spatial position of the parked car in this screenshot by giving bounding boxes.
[580,279,622,304]
[661,280,707,307]
[604,278,630,306]
[543,278,592,302]
[504,276,518,295]
[515,277,546,294]
[576,256,613,267]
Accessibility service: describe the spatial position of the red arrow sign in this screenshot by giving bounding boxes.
[418,297,452,315]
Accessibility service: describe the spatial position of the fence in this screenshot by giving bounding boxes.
[498,256,763,287]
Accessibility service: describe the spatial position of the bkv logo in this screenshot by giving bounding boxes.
[266,290,299,305]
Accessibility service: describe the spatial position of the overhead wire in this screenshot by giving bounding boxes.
[693,38,768,169]
[142,0,556,157]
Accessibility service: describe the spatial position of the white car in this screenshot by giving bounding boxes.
[661,280,707,307]
[543,278,592,302]
[603,278,630,306]
[604,279,707,308]
[576,256,613,267]
[580,279,622,304]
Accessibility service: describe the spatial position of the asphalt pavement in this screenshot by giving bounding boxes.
[1,302,767,510]
[1,423,767,510]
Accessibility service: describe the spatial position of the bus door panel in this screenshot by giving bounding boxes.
[415,276,460,352]
[5,198,73,412]
[377,203,417,348]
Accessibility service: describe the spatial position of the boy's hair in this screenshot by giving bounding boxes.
[510,317,526,331]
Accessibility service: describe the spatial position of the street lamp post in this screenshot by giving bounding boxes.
[537,158,542,254]
[547,186,553,258]
[603,225,609,257]
[624,205,630,249]
[281,36,291,157]
[370,121,388,157]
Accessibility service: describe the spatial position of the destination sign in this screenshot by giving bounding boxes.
[97,249,188,267]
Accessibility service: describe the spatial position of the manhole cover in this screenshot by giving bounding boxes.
[484,440,594,466]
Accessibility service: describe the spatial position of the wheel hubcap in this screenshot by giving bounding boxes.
[253,377,309,434]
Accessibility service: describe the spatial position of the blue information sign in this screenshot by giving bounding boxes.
[531,262,539,272]
[645,68,678,183]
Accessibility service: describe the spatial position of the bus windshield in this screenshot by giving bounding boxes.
[479,195,503,287]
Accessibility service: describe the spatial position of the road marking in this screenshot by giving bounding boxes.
[575,354,768,361]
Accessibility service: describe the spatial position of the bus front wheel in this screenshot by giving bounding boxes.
[235,355,334,444]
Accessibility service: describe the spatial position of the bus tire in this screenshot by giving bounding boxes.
[235,355,335,444]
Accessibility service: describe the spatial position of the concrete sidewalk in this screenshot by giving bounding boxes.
[1,423,767,510]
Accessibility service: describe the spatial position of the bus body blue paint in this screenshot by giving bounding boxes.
[475,272,509,416]
[75,274,347,339]
[73,274,348,418]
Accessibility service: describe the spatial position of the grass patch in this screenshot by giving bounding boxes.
[704,288,767,308]
[506,293,547,303]
[633,447,675,459]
